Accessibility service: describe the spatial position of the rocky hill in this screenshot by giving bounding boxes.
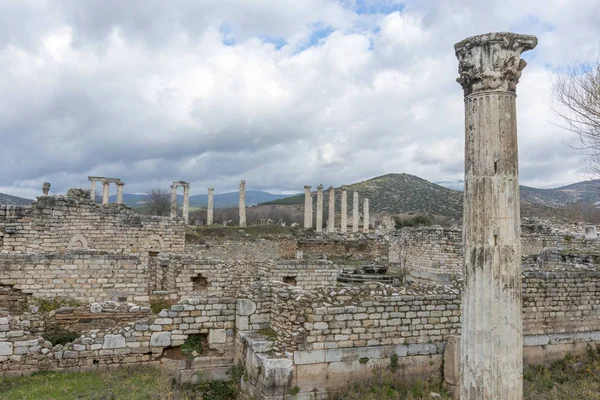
[265,173,578,221]
[0,192,33,206]
[437,179,600,207]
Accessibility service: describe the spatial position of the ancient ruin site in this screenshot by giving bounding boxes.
[3,2,600,400]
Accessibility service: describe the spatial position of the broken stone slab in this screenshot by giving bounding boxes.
[236,299,256,316]
[150,331,172,347]
[102,334,126,349]
[0,342,13,356]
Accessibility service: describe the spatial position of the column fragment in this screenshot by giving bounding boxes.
[316,185,324,232]
[455,32,537,400]
[207,188,214,226]
[327,186,335,233]
[303,186,312,229]
[102,181,110,205]
[183,184,190,224]
[116,182,124,204]
[239,180,246,227]
[170,185,177,219]
[352,191,359,233]
[340,188,348,233]
[362,198,369,233]
[42,182,51,196]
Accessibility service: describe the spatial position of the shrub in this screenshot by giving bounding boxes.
[394,215,434,229]
[149,299,170,314]
[33,297,81,313]
[44,327,79,346]
[181,334,207,357]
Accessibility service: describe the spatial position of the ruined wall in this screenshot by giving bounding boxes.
[293,238,388,261]
[0,195,185,255]
[0,297,236,380]
[0,252,149,303]
[390,227,462,282]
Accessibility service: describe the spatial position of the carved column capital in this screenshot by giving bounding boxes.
[455,32,537,96]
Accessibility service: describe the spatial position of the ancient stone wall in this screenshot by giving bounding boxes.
[0,195,185,255]
[0,252,149,303]
[390,227,462,282]
[0,297,236,380]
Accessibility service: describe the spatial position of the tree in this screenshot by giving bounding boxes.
[552,58,600,174]
[144,188,171,216]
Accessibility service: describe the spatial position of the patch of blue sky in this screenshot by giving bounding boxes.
[219,23,236,46]
[259,35,288,50]
[352,0,405,15]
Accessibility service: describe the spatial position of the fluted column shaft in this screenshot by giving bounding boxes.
[170,185,177,219]
[327,187,335,233]
[102,182,110,205]
[304,186,312,229]
[239,180,246,227]
[91,180,96,201]
[316,185,323,232]
[352,191,359,233]
[207,188,214,225]
[116,183,124,204]
[340,189,347,233]
[362,198,369,233]
[183,185,190,224]
[455,32,537,400]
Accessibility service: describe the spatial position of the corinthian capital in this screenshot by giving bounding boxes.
[455,32,537,96]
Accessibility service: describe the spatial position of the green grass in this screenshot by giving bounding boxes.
[32,296,81,313]
[329,372,451,399]
[0,366,238,400]
[180,334,206,357]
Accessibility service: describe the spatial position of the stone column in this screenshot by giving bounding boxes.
[90,180,96,201]
[315,185,324,232]
[363,198,369,233]
[116,182,124,204]
[303,186,312,229]
[207,188,214,226]
[352,191,359,233]
[340,188,348,233]
[239,180,246,227]
[182,184,190,224]
[170,185,177,219]
[42,182,50,196]
[327,186,335,233]
[102,181,110,205]
[455,32,537,400]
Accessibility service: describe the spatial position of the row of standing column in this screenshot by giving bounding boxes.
[304,186,369,233]
[88,177,125,205]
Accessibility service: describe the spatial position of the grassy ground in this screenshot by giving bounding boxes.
[2,347,600,399]
[0,366,237,400]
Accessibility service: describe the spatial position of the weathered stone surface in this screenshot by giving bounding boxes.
[0,342,13,356]
[150,332,171,347]
[209,329,226,344]
[102,334,126,349]
[236,299,256,316]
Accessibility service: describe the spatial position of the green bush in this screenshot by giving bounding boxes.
[33,297,81,313]
[181,334,206,357]
[394,215,434,229]
[149,299,170,314]
[43,327,79,346]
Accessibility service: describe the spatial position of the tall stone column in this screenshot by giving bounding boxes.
[90,180,96,201]
[42,182,50,196]
[362,198,369,233]
[340,188,348,233]
[116,182,124,204]
[102,181,110,205]
[327,186,335,233]
[239,180,246,227]
[455,32,537,400]
[352,191,359,233]
[316,185,324,232]
[207,188,214,225]
[303,186,312,229]
[170,185,177,218]
[183,184,190,224]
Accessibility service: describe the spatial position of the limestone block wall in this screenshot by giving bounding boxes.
[259,260,338,291]
[390,227,462,282]
[0,195,185,255]
[294,238,389,261]
[523,270,600,336]
[0,252,149,303]
[0,297,236,379]
[185,241,281,262]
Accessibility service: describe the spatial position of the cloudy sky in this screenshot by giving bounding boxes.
[2,0,600,199]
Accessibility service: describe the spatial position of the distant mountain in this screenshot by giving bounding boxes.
[435,180,465,191]
[266,173,465,218]
[110,190,295,209]
[437,178,600,208]
[0,193,33,206]
[263,173,578,221]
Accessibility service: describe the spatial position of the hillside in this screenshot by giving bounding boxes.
[437,179,600,207]
[265,173,577,221]
[110,190,294,209]
[0,192,33,206]
[266,174,464,218]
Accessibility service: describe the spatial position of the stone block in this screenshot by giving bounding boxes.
[236,299,256,316]
[209,329,226,344]
[150,332,172,347]
[443,336,460,386]
[294,350,325,365]
[236,315,249,331]
[103,334,126,349]
[0,342,13,356]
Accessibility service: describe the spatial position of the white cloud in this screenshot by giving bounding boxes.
[1,0,599,199]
